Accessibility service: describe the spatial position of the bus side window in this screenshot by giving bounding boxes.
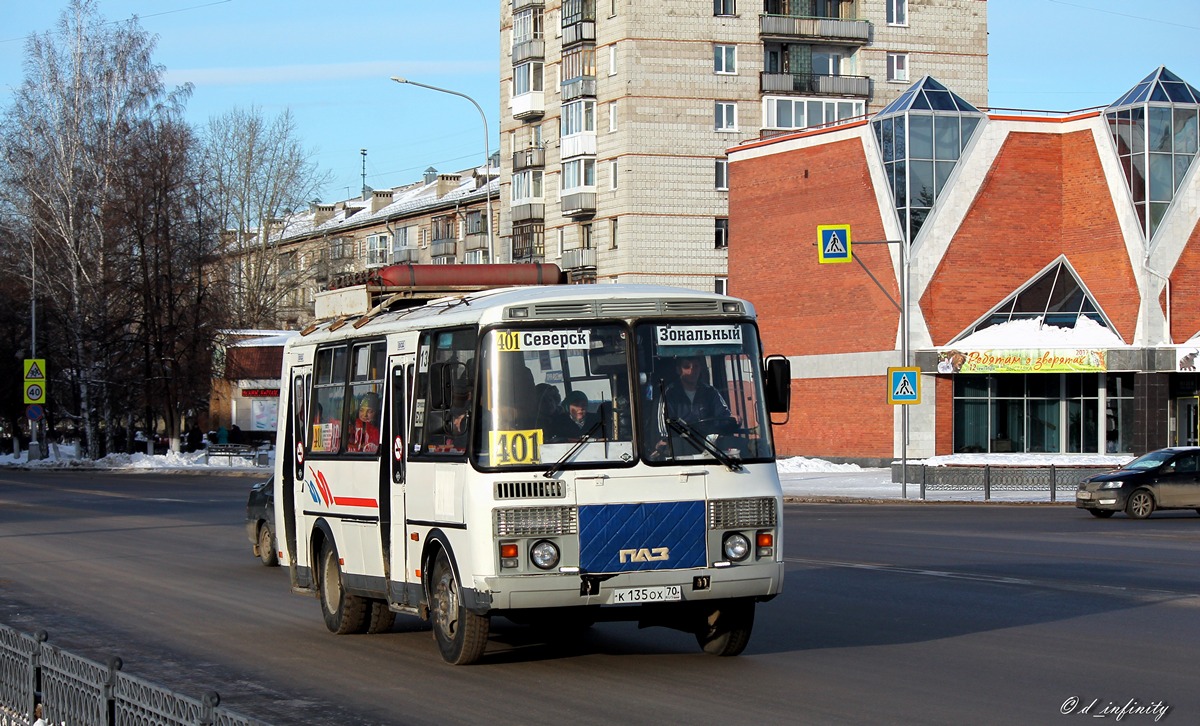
[414,329,477,456]
[310,346,348,453]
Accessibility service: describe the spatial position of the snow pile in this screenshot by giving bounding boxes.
[950,316,1124,349]
[776,456,862,473]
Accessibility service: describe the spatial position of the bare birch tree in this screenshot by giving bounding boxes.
[0,0,190,458]
[202,106,330,329]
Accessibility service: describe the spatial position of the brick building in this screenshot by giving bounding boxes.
[729,68,1200,463]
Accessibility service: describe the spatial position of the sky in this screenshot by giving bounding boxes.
[1,0,1198,203]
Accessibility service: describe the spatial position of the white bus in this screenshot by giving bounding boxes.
[274,280,791,664]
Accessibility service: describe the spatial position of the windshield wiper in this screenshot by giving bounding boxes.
[664,417,744,472]
[543,419,606,479]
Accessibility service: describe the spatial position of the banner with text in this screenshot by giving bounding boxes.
[937,349,1107,374]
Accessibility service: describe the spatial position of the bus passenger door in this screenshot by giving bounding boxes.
[283,367,311,580]
[386,356,415,607]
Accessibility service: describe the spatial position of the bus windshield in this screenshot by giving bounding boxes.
[635,322,775,466]
[474,325,636,470]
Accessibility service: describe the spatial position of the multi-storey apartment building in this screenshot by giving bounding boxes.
[499,0,987,290]
[264,166,498,328]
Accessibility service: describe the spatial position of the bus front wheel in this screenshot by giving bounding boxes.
[318,540,368,634]
[429,550,489,665]
[695,599,755,657]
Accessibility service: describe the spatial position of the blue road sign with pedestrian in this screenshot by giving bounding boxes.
[817,224,852,264]
[888,367,920,405]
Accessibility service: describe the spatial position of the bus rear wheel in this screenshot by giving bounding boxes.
[695,599,755,657]
[429,550,489,665]
[318,541,368,634]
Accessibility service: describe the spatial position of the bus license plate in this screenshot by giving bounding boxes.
[607,585,683,604]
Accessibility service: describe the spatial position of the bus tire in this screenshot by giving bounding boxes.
[367,600,396,634]
[318,540,369,634]
[430,550,489,665]
[695,599,755,657]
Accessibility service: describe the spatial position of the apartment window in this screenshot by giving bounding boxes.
[714,44,736,74]
[562,158,596,192]
[887,53,909,82]
[365,234,390,267]
[512,169,544,203]
[562,99,596,136]
[715,159,728,190]
[464,250,487,264]
[512,7,543,46]
[512,223,545,261]
[562,46,596,82]
[812,50,842,77]
[714,0,735,16]
[609,44,617,76]
[714,277,728,295]
[514,61,544,96]
[431,215,456,241]
[763,96,865,130]
[886,0,907,25]
[465,210,487,236]
[581,223,593,249]
[391,226,415,259]
[330,237,349,260]
[610,217,618,249]
[609,100,617,131]
[715,102,738,131]
[610,159,618,190]
[562,0,595,27]
[715,218,729,249]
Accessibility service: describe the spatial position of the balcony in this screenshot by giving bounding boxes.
[560,133,596,160]
[760,72,870,97]
[561,191,596,219]
[511,202,545,223]
[512,38,545,64]
[561,77,596,102]
[563,20,595,46]
[561,246,596,271]
[512,91,545,120]
[464,233,488,252]
[393,247,419,264]
[512,0,543,11]
[431,240,458,258]
[512,145,546,171]
[759,14,870,44]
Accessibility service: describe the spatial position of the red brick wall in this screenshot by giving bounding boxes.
[1170,222,1200,342]
[925,131,1137,345]
[936,376,954,455]
[730,138,898,357]
[226,346,285,380]
[772,377,894,458]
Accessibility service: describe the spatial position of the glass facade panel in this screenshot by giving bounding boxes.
[909,115,933,158]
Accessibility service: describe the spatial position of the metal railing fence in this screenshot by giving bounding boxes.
[0,624,267,726]
[892,464,1115,501]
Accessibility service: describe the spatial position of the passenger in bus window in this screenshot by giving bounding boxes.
[347,392,381,453]
[562,390,601,441]
[534,383,568,441]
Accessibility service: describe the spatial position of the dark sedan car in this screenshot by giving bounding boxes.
[1076,447,1200,519]
[246,477,278,566]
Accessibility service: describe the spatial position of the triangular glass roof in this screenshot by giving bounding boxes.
[876,76,983,118]
[950,257,1119,343]
[1108,66,1200,109]
[1104,66,1200,241]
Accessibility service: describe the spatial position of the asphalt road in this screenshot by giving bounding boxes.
[0,469,1197,725]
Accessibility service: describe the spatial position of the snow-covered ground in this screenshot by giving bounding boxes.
[0,445,1128,503]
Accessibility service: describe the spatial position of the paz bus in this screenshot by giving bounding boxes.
[274,267,791,664]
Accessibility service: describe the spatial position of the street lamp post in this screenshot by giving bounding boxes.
[390,76,494,263]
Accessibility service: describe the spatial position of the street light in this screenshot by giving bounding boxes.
[390,76,494,263]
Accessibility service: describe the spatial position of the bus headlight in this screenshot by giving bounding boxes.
[530,540,560,570]
[722,533,750,562]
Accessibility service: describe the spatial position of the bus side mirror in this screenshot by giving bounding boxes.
[763,356,791,415]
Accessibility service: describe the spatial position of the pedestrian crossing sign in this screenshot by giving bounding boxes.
[888,367,921,405]
[817,224,852,264]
